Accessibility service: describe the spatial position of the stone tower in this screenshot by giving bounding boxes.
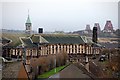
[25,11,32,34]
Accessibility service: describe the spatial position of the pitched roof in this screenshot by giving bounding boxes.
[2,61,29,79]
[2,33,29,47]
[93,43,102,47]
[31,35,39,43]
[81,36,102,47]
[20,37,37,48]
[2,33,102,48]
[1,37,12,46]
[81,36,93,44]
[31,34,102,47]
[2,62,22,78]
[31,34,85,44]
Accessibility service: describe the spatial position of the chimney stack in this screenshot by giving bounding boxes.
[94,23,101,33]
[92,27,97,43]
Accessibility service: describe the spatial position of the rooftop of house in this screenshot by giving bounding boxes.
[1,37,12,46]
[20,37,37,48]
[2,33,30,48]
[2,61,22,78]
[2,33,102,48]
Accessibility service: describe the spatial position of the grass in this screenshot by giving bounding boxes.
[37,65,68,78]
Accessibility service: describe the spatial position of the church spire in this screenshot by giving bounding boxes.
[25,10,32,34]
[26,9,31,23]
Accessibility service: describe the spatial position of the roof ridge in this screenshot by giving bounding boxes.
[33,33,80,36]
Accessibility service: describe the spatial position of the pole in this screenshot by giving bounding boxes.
[55,57,56,73]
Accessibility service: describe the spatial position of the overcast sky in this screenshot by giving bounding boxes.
[0,0,119,32]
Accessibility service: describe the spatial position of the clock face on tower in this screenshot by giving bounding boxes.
[26,23,31,26]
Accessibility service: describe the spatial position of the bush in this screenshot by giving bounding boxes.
[56,51,68,67]
[61,51,68,65]
[47,55,55,70]
[38,57,50,73]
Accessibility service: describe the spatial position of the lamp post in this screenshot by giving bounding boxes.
[55,57,56,73]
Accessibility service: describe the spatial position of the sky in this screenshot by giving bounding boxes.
[118,1,120,29]
[0,0,119,32]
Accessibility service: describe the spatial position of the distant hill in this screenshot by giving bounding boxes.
[72,30,118,38]
[1,29,37,34]
[72,30,92,37]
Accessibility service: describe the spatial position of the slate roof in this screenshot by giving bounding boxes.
[31,35,39,43]
[93,43,102,47]
[2,33,102,48]
[81,36,102,47]
[2,33,30,47]
[1,37,12,46]
[31,34,93,44]
[41,34,85,44]
[81,36,93,44]
[20,37,37,48]
[1,37,10,43]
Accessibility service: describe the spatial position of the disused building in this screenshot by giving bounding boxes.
[2,33,102,79]
[5,34,101,65]
[31,34,101,56]
[3,34,102,63]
